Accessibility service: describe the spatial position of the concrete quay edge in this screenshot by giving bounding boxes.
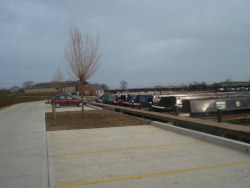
[151,121,250,154]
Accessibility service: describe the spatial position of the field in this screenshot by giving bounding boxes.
[0,95,48,109]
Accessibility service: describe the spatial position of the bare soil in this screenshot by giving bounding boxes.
[45,110,150,131]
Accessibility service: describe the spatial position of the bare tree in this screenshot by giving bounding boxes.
[52,69,63,93]
[65,24,102,113]
[225,78,232,87]
[120,80,127,90]
[23,81,34,90]
[101,83,109,90]
[10,85,20,93]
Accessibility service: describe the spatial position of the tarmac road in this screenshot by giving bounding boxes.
[0,101,48,188]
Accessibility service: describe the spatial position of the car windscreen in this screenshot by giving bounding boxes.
[53,96,60,99]
[59,95,66,99]
[66,95,73,99]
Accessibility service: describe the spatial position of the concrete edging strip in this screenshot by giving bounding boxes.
[86,104,102,110]
[151,121,250,154]
[42,132,49,188]
[47,133,56,188]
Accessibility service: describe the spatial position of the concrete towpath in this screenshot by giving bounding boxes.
[0,101,48,188]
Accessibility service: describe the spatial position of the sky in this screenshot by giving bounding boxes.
[1,0,250,89]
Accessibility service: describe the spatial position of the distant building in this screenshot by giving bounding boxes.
[25,81,77,93]
[82,84,104,96]
[25,81,104,96]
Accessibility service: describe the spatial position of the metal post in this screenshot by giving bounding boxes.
[52,103,56,120]
[217,109,222,123]
[175,105,179,116]
[149,102,152,111]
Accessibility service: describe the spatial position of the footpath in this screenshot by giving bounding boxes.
[0,101,48,188]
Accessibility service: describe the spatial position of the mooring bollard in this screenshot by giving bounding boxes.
[217,109,222,123]
[52,103,56,120]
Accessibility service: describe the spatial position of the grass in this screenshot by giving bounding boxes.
[0,94,9,98]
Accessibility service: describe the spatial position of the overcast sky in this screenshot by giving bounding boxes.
[1,0,250,89]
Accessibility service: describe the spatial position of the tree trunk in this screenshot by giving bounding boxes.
[81,81,84,114]
[52,103,56,120]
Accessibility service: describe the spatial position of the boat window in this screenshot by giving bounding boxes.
[216,101,226,109]
[139,96,146,103]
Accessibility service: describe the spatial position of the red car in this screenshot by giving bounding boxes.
[51,94,86,108]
